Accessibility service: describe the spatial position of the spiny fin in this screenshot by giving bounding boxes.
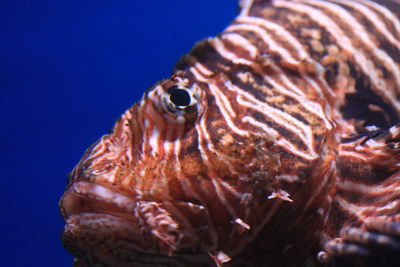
[174,38,215,71]
[341,123,400,155]
[238,0,273,16]
[367,123,400,149]
[208,251,231,267]
[338,123,400,181]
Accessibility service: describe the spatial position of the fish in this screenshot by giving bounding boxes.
[60,0,400,266]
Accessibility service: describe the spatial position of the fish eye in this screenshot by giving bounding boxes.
[169,87,191,107]
[161,84,198,117]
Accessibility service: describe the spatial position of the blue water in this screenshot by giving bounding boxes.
[1,1,236,266]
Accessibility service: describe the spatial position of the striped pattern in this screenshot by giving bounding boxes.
[60,1,400,266]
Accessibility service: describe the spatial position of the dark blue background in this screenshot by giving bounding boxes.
[1,1,236,266]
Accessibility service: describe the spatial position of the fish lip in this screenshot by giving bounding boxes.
[62,213,213,266]
[60,182,217,265]
[60,181,161,264]
[59,182,205,265]
[62,212,146,266]
[60,180,137,220]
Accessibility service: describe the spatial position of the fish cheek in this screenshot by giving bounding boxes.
[181,154,206,178]
[216,132,280,196]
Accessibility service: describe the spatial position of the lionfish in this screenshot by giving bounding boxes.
[60,0,400,266]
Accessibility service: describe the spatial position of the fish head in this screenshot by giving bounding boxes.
[60,71,279,266]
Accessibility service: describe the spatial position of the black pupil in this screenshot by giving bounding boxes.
[169,88,191,107]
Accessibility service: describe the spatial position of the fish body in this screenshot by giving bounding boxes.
[60,0,400,266]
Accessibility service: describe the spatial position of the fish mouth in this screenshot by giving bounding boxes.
[60,181,154,265]
[60,181,214,266]
[60,181,137,221]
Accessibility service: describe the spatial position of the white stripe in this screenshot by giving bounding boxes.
[297,0,400,92]
[189,66,209,83]
[195,120,213,172]
[212,37,253,65]
[211,32,328,157]
[194,62,213,76]
[190,46,332,136]
[239,0,255,17]
[141,119,150,160]
[264,66,333,130]
[339,150,369,161]
[274,0,400,113]
[173,138,182,172]
[335,195,366,217]
[233,17,335,98]
[338,179,400,195]
[336,195,400,218]
[242,115,318,160]
[211,179,238,218]
[221,32,258,59]
[219,180,244,199]
[191,67,240,174]
[197,117,238,175]
[209,82,237,118]
[228,80,318,158]
[225,23,300,66]
[376,200,400,213]
[331,0,400,49]
[208,83,249,136]
[267,65,307,97]
[276,174,301,183]
[148,128,160,156]
[237,15,309,60]
[238,95,315,148]
[225,24,334,121]
[355,0,400,34]
[242,115,279,138]
[163,140,173,155]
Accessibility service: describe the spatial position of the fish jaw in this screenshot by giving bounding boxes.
[60,180,200,265]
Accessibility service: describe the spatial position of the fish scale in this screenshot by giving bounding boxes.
[60,0,400,266]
